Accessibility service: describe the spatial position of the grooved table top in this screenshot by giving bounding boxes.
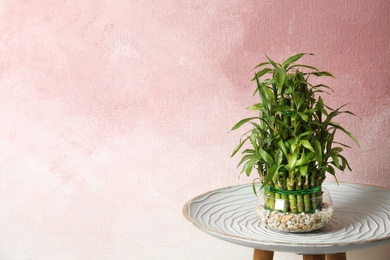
[183,182,390,254]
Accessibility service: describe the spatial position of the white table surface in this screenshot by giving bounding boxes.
[183,182,390,254]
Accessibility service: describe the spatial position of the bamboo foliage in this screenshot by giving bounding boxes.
[231,53,359,213]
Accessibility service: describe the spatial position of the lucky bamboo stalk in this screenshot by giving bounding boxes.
[280,172,288,211]
[266,182,275,209]
[231,53,359,216]
[287,178,297,213]
[295,181,304,213]
[303,177,311,212]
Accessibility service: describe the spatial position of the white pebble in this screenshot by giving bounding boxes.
[256,205,332,233]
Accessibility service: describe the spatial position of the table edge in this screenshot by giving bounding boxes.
[182,182,390,252]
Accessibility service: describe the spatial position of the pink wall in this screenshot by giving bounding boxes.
[0,1,389,259]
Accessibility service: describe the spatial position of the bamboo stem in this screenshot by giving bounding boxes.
[287,179,297,213]
[274,183,281,200]
[310,174,318,210]
[266,182,275,209]
[296,182,304,212]
[303,180,311,212]
[280,172,289,212]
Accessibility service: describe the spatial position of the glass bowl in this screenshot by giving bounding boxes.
[256,187,334,233]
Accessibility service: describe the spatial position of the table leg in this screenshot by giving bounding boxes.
[303,255,325,260]
[326,253,347,260]
[253,249,274,260]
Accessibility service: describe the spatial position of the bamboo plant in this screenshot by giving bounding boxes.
[231,53,359,213]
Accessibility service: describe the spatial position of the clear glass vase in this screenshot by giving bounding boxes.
[256,187,334,233]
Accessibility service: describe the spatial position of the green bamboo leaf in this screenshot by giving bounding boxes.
[312,89,332,95]
[324,104,336,111]
[326,165,335,175]
[333,141,352,148]
[261,78,275,86]
[243,157,259,176]
[326,129,336,154]
[324,103,349,122]
[312,84,334,92]
[258,147,274,165]
[330,161,345,171]
[289,64,319,72]
[282,53,310,69]
[324,166,338,184]
[276,138,288,158]
[330,123,360,147]
[249,122,267,136]
[231,136,249,157]
[287,152,298,169]
[299,140,315,152]
[242,149,257,155]
[296,151,315,166]
[265,55,280,68]
[253,61,271,70]
[255,76,272,113]
[338,154,352,171]
[275,150,283,166]
[252,181,257,197]
[331,147,343,153]
[275,67,286,89]
[316,96,324,110]
[315,96,328,117]
[298,131,313,139]
[290,138,298,154]
[252,68,273,80]
[326,104,361,120]
[340,110,360,118]
[249,131,259,150]
[331,152,340,168]
[307,71,335,78]
[252,179,261,197]
[237,154,254,167]
[300,165,308,176]
[246,103,263,110]
[230,117,258,131]
[274,106,293,112]
[238,151,260,167]
[313,139,322,166]
[298,112,308,122]
[261,165,278,188]
[264,86,275,100]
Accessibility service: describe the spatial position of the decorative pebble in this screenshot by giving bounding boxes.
[256,205,333,233]
[282,215,293,222]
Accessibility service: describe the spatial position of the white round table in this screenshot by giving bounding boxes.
[183,182,390,259]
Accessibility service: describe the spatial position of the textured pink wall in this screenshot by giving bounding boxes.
[0,0,389,259]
